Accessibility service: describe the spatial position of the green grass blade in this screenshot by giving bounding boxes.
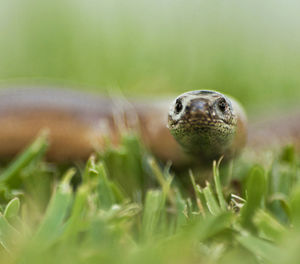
[0,213,20,252]
[141,190,165,242]
[32,168,75,249]
[236,233,278,263]
[289,185,300,229]
[213,159,227,211]
[253,210,286,241]
[148,157,174,204]
[189,170,207,216]
[203,182,221,216]
[61,184,89,240]
[96,163,116,209]
[186,212,234,242]
[240,165,266,229]
[0,132,49,183]
[3,197,20,221]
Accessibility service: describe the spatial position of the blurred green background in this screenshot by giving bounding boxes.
[1,0,300,109]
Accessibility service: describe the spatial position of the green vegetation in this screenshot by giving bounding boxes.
[0,133,299,264]
[1,0,300,110]
[0,1,300,263]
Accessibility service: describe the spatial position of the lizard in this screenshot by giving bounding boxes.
[0,87,297,166]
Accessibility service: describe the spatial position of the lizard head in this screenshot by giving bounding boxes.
[167,90,238,160]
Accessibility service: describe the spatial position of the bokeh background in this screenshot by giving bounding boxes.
[1,0,300,110]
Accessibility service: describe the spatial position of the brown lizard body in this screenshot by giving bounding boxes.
[0,87,297,165]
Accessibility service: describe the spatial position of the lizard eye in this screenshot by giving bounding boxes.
[175,99,183,114]
[218,98,227,112]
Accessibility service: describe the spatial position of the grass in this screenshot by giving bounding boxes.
[1,1,300,263]
[0,133,299,264]
[1,0,300,110]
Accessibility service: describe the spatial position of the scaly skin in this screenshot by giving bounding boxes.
[0,87,248,165]
[167,90,247,162]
